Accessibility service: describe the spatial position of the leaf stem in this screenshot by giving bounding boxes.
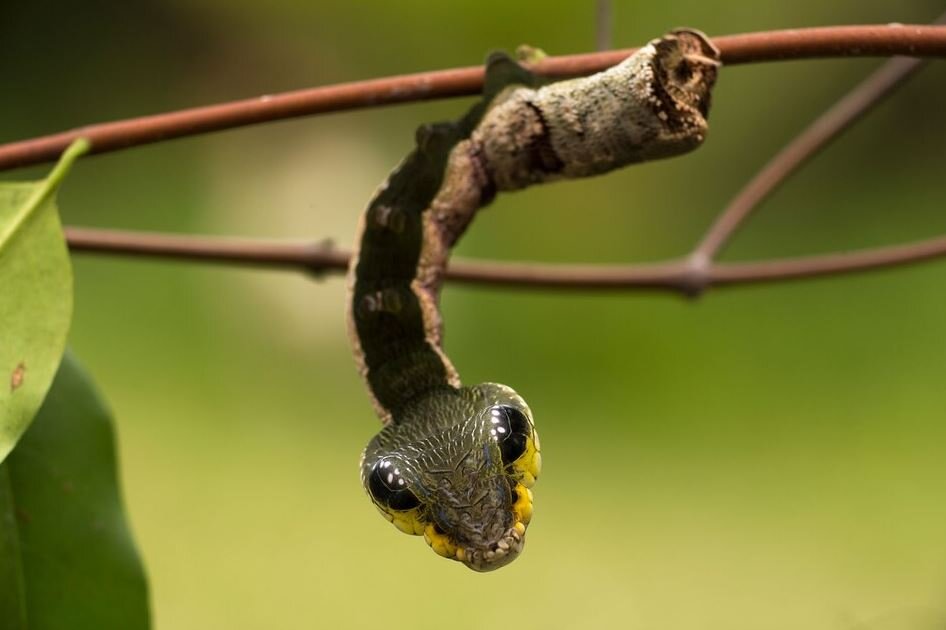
[2,139,90,247]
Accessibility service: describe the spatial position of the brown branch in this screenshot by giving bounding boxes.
[65,227,349,272]
[64,226,946,294]
[39,20,946,296]
[1,24,944,171]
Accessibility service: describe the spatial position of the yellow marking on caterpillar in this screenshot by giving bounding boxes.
[377,505,426,536]
[425,523,458,558]
[513,482,533,525]
[510,429,542,489]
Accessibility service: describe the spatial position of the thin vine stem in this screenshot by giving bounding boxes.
[0,24,944,171]
[64,227,946,294]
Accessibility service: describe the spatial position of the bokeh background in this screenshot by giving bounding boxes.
[3,2,946,629]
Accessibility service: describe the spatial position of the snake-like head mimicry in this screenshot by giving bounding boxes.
[362,384,541,571]
[348,30,718,571]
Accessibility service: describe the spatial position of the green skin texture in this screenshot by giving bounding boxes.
[362,383,534,571]
[349,30,719,571]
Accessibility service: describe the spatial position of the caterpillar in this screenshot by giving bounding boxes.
[347,29,720,571]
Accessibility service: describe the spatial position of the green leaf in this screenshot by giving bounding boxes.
[0,352,150,630]
[0,139,89,463]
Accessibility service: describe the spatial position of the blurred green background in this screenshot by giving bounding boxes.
[3,2,946,628]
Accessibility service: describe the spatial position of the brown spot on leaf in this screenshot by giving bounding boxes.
[10,362,26,392]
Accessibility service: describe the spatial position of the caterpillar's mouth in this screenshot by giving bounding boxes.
[424,483,534,572]
[462,521,527,572]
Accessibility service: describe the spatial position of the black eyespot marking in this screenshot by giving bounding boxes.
[368,458,420,511]
[489,406,531,466]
